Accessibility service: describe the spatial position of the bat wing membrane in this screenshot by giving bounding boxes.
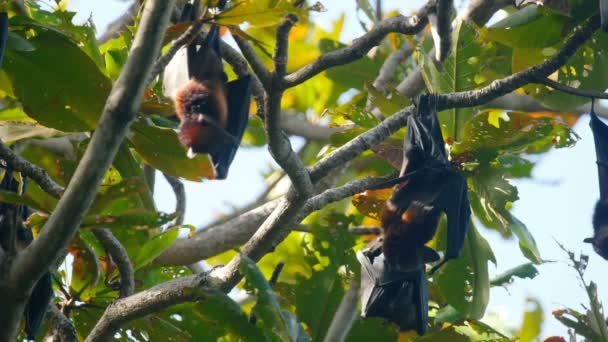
[590,112,608,200]
[211,75,252,179]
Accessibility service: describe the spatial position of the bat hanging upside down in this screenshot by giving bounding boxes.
[357,94,471,335]
[585,100,608,259]
[170,2,251,180]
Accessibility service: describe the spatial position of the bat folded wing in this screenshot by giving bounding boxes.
[357,242,431,335]
[211,75,252,179]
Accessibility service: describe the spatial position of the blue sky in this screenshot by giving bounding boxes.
[67,0,608,338]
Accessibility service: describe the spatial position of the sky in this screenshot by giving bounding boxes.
[67,0,608,338]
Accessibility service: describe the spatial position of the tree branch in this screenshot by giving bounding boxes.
[44,305,77,342]
[265,15,314,197]
[232,35,272,88]
[0,142,63,198]
[154,199,280,266]
[283,1,435,89]
[533,76,608,99]
[84,273,213,342]
[3,1,174,339]
[439,16,601,109]
[163,173,186,226]
[91,228,134,298]
[432,0,453,62]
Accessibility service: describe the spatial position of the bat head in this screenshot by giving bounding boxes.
[586,198,608,260]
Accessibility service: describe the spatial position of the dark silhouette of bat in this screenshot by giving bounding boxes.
[358,238,438,335]
[0,169,53,341]
[174,2,251,180]
[382,94,470,271]
[585,101,608,259]
[357,94,470,334]
[601,0,608,31]
[0,12,7,66]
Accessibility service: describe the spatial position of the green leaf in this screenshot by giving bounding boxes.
[346,318,399,342]
[133,227,180,271]
[479,14,567,48]
[366,84,411,117]
[421,20,481,140]
[517,298,544,342]
[295,268,345,341]
[88,177,151,215]
[216,0,305,27]
[129,120,215,181]
[418,326,470,342]
[82,210,175,230]
[321,39,382,89]
[509,215,543,264]
[241,256,295,342]
[435,223,495,319]
[3,25,111,131]
[490,263,540,287]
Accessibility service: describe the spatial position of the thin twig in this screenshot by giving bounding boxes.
[91,228,134,298]
[163,173,186,226]
[283,1,435,88]
[0,142,63,198]
[534,77,608,99]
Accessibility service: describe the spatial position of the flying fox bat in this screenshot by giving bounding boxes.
[0,168,53,341]
[585,102,608,259]
[381,93,470,271]
[171,2,252,180]
[357,94,470,334]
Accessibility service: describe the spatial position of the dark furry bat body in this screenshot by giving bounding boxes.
[357,94,470,334]
[585,105,608,259]
[0,169,53,341]
[174,3,251,179]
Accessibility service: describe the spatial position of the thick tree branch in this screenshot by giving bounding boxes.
[154,199,280,266]
[44,305,77,342]
[283,1,435,89]
[265,15,314,197]
[84,273,214,342]
[0,142,63,198]
[163,173,186,226]
[91,228,134,298]
[2,1,174,339]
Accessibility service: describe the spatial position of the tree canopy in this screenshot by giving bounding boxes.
[0,0,607,341]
